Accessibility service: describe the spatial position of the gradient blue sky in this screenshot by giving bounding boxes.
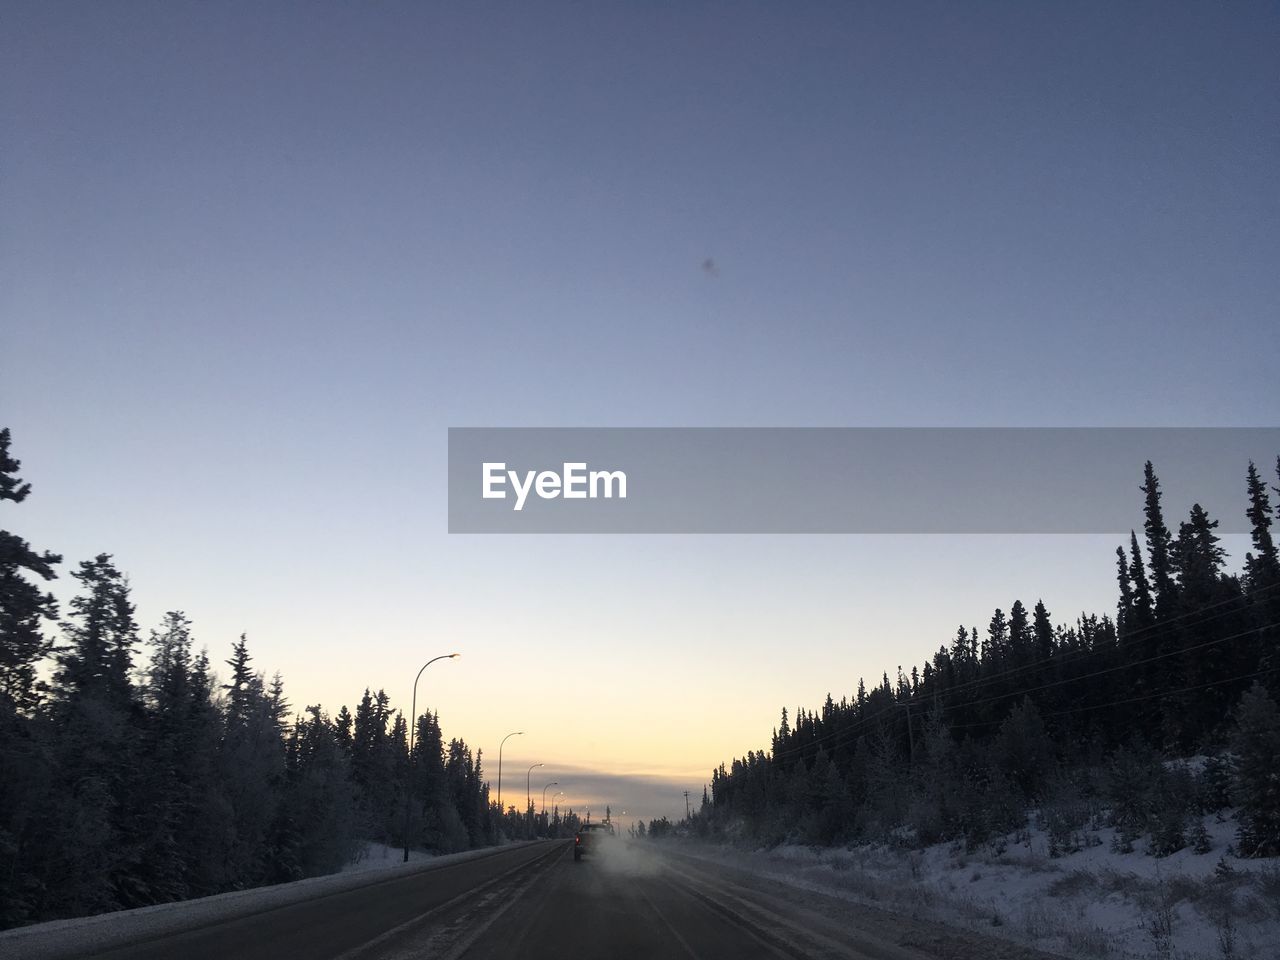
[3,2,1277,823]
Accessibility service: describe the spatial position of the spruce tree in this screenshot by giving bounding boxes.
[1032,601,1054,664]
[1231,683,1280,857]
[217,635,281,888]
[0,428,62,711]
[773,706,790,754]
[44,554,143,917]
[1009,600,1030,669]
[54,554,138,704]
[147,611,193,711]
[1128,531,1155,629]
[180,647,231,897]
[334,705,354,756]
[985,608,1008,667]
[949,625,970,672]
[1141,461,1177,615]
[283,705,356,875]
[1173,504,1227,604]
[1116,547,1135,637]
[0,433,61,924]
[134,612,201,905]
[1247,460,1280,696]
[1245,461,1280,592]
[266,673,290,730]
[223,633,255,732]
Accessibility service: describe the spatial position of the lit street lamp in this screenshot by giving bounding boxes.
[525,762,544,840]
[541,781,559,814]
[403,653,460,862]
[496,730,523,815]
[526,763,544,815]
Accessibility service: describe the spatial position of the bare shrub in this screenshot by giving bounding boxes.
[1214,893,1237,958]
[1140,870,1178,960]
[1257,865,1280,918]
[1163,872,1201,903]
[1061,921,1113,958]
[1097,868,1141,897]
[1020,899,1059,940]
[1191,818,1213,854]
[1042,772,1091,857]
[1107,744,1158,836]
[1197,753,1233,812]
[1048,869,1098,898]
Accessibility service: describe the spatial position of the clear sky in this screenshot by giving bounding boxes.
[2,2,1277,823]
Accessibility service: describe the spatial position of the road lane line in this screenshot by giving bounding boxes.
[432,842,569,960]
[330,843,564,960]
[661,860,886,960]
[635,884,713,960]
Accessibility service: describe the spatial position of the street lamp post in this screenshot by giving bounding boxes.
[526,762,544,818]
[403,653,460,863]
[496,730,523,818]
[540,783,560,839]
[522,768,542,839]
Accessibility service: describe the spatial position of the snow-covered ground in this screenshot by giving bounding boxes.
[680,812,1280,960]
[0,842,526,960]
[341,840,435,873]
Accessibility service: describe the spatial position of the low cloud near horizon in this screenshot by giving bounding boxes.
[506,764,706,826]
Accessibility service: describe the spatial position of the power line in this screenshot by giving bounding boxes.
[715,663,1280,793]
[765,613,1280,765]
[921,582,1279,705]
[933,620,1276,718]
[769,586,1276,765]
[948,664,1280,729]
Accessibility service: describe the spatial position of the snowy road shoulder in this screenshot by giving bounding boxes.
[0,842,532,960]
[667,815,1280,960]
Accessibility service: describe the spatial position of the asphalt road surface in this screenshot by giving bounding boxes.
[49,840,1059,960]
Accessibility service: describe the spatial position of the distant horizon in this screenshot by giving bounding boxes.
[13,448,1267,825]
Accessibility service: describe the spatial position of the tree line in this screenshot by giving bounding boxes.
[694,458,1280,861]
[0,428,579,930]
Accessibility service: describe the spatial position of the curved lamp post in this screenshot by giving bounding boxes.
[525,763,544,815]
[525,762,544,840]
[541,781,559,814]
[403,653,460,862]
[496,730,523,815]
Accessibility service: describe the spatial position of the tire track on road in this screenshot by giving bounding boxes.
[660,856,928,960]
[335,841,568,960]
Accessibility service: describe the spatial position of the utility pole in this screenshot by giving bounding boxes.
[684,790,691,820]
[899,701,915,762]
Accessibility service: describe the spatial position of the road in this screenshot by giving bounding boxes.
[36,840,1059,960]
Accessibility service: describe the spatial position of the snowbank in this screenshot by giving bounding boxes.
[0,842,530,960]
[680,812,1280,960]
